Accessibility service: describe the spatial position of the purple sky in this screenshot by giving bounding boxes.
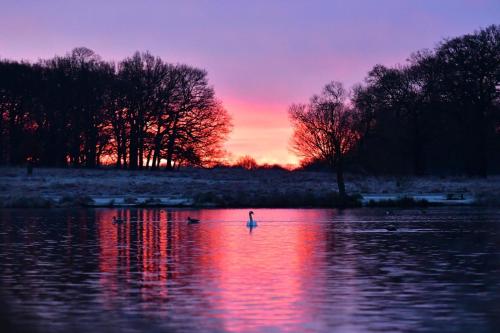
[1,0,498,164]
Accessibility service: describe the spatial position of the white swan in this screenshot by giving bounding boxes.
[246,211,257,227]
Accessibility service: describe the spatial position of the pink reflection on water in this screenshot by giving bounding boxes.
[195,209,331,331]
[95,208,335,331]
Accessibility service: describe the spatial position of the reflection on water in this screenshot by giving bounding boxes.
[0,208,500,332]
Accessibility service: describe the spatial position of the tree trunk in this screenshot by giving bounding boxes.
[165,134,175,170]
[412,112,425,176]
[85,130,97,168]
[477,107,488,177]
[413,134,425,176]
[166,153,173,170]
[145,148,152,169]
[121,129,127,168]
[129,127,138,169]
[165,118,179,171]
[336,157,346,198]
[138,132,144,170]
[151,153,157,170]
[151,135,162,170]
[116,136,122,168]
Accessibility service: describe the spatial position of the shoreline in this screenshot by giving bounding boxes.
[0,193,483,209]
[0,195,479,209]
[0,167,496,208]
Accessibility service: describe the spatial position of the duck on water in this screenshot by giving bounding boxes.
[187,217,200,224]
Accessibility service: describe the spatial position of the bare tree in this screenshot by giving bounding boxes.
[289,82,361,197]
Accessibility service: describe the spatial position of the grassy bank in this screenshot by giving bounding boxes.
[0,167,497,208]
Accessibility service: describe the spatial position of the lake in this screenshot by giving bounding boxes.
[0,208,499,332]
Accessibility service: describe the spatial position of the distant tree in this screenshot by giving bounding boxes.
[353,63,431,175]
[289,82,362,197]
[0,60,37,165]
[297,158,331,172]
[31,47,114,167]
[110,52,232,170]
[147,62,179,169]
[234,155,258,170]
[117,52,163,169]
[0,49,232,170]
[2,24,498,176]
[174,100,231,167]
[259,163,287,171]
[432,25,500,176]
[161,65,231,169]
[352,24,500,176]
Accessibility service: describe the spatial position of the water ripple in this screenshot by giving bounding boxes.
[0,207,499,332]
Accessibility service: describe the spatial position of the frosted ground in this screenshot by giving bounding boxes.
[0,167,497,207]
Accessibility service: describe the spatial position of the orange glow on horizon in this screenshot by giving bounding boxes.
[97,98,301,168]
[223,99,300,166]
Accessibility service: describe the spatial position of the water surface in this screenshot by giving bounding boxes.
[0,208,499,332]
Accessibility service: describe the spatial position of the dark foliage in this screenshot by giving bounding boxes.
[293,25,500,182]
[353,25,500,177]
[0,48,231,169]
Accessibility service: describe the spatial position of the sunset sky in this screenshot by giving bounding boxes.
[1,0,498,165]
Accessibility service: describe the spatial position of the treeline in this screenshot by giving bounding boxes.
[296,25,500,178]
[352,25,500,176]
[0,48,231,169]
[2,25,499,177]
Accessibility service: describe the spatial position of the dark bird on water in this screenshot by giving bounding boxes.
[386,224,398,231]
[187,217,200,224]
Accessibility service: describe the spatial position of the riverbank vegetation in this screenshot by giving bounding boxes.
[0,167,498,208]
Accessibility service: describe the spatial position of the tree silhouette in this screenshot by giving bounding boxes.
[0,48,231,169]
[433,25,500,176]
[352,25,500,176]
[1,24,499,176]
[289,82,361,197]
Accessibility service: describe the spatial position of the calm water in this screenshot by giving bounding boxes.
[0,208,499,332]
